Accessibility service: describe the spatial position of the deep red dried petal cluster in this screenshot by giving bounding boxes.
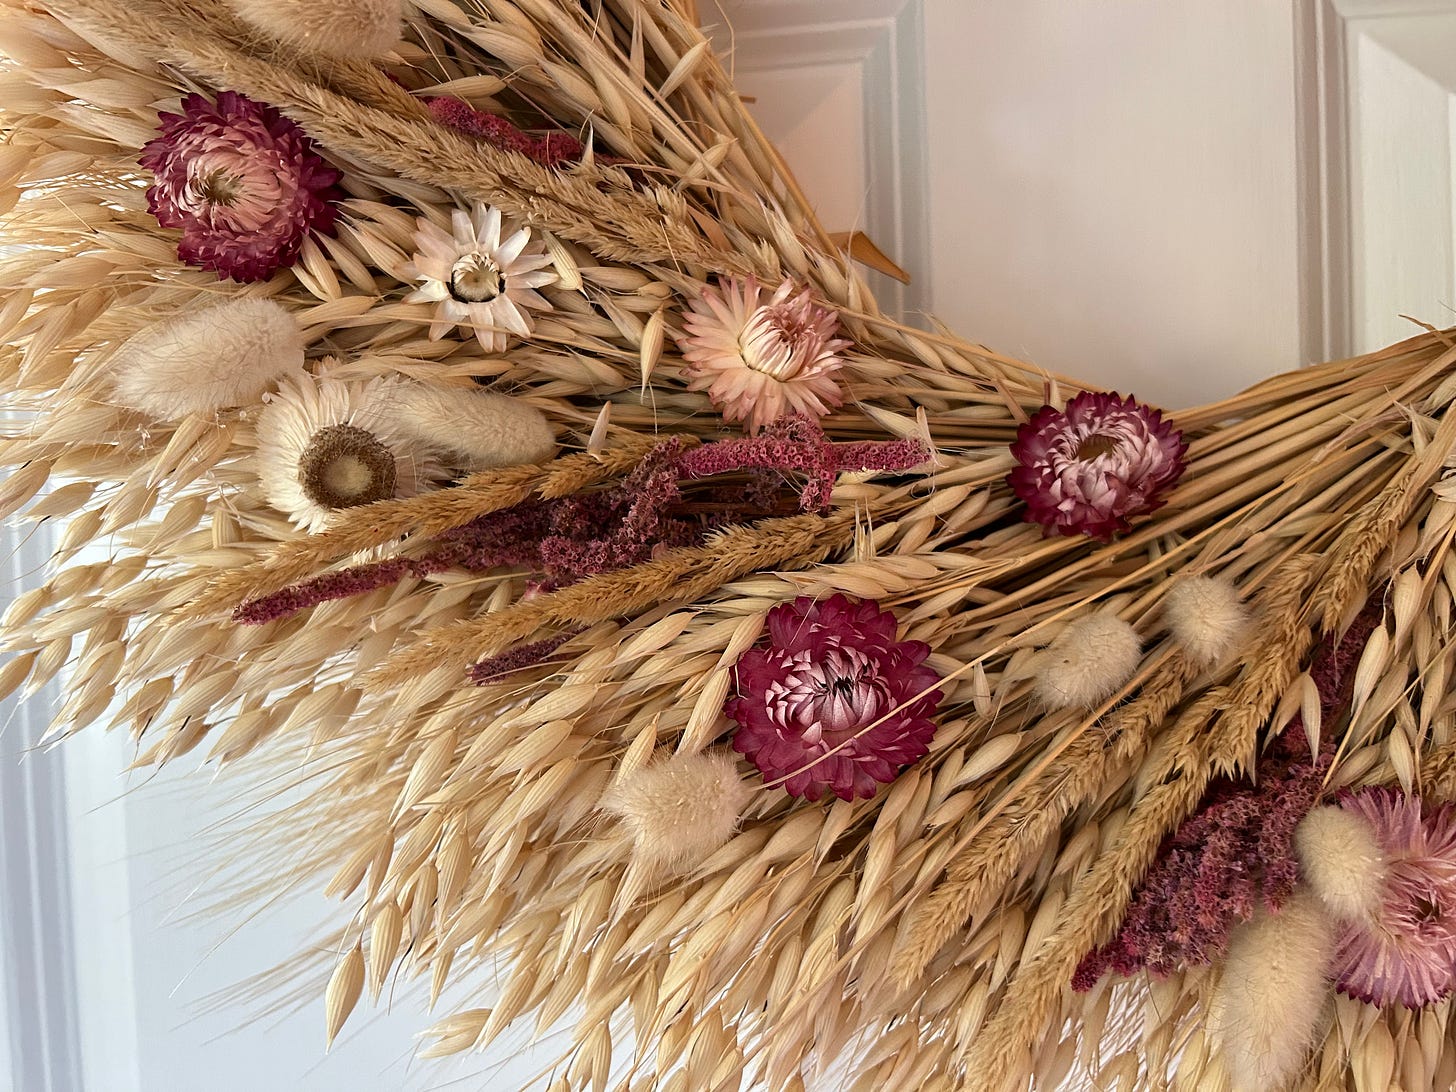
[724,593,942,801]
[1009,391,1187,540]
[141,91,342,282]
[1072,598,1384,990]
[1331,787,1456,1007]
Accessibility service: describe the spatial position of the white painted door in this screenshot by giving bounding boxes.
[9,1,1456,1089]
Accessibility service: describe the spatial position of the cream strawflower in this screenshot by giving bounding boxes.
[255,372,445,531]
[403,205,556,353]
[676,276,849,432]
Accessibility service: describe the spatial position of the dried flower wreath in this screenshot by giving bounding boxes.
[2,0,1456,1089]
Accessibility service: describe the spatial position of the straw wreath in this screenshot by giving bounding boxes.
[4,0,1456,1089]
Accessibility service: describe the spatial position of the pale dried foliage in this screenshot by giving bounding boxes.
[4,1,1456,1089]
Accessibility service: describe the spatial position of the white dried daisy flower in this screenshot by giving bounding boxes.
[108,298,303,419]
[229,0,402,58]
[403,205,556,354]
[255,372,444,532]
[1295,805,1387,922]
[1032,610,1142,709]
[381,382,558,469]
[599,750,751,877]
[1208,891,1335,1092]
[1164,574,1250,666]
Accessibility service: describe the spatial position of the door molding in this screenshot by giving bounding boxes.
[0,521,85,1092]
[1299,0,1456,358]
[703,0,929,320]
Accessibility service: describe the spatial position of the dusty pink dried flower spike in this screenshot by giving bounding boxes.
[1008,391,1187,540]
[1330,787,1456,1007]
[725,593,942,802]
[141,91,341,282]
[677,276,849,432]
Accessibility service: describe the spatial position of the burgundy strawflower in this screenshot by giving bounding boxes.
[1073,597,1385,990]
[725,594,942,801]
[141,91,342,282]
[1330,788,1456,1007]
[1009,392,1186,541]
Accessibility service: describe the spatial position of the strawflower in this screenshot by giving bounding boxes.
[677,277,849,432]
[1008,391,1186,540]
[141,91,341,282]
[403,204,557,353]
[725,594,942,801]
[1330,787,1456,1007]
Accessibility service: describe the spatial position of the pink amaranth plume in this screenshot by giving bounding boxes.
[725,594,942,802]
[428,97,620,168]
[1072,598,1384,989]
[141,91,341,282]
[1330,787,1456,1007]
[235,425,929,627]
[1009,391,1187,541]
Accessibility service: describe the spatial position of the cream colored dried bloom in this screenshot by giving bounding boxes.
[1164,574,1250,666]
[108,298,303,418]
[1208,891,1335,1092]
[256,372,444,531]
[380,382,557,469]
[1032,610,1141,709]
[677,276,848,432]
[403,205,556,354]
[599,750,751,876]
[1295,805,1386,923]
[229,0,402,58]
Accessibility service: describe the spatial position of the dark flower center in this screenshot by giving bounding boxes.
[1074,433,1119,460]
[450,254,505,303]
[297,424,397,511]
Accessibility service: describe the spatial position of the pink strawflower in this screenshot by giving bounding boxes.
[1008,391,1187,540]
[725,594,942,801]
[677,277,849,432]
[140,91,341,282]
[1330,787,1456,1007]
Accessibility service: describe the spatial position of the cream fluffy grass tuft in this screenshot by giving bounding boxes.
[108,298,304,418]
[382,381,558,470]
[599,750,751,878]
[1163,574,1251,666]
[1031,610,1142,710]
[1295,805,1386,922]
[1208,891,1335,1092]
[229,0,402,58]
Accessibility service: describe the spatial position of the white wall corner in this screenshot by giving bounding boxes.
[704,0,930,321]
[1308,0,1456,356]
[1295,0,1355,363]
[0,521,86,1092]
